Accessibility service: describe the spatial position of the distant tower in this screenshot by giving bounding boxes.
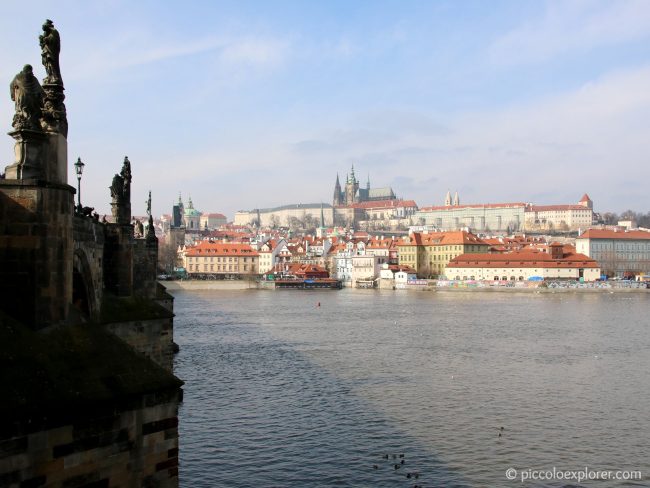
[366,173,370,191]
[333,174,342,206]
[177,193,184,220]
[345,164,359,205]
[453,191,459,206]
[320,202,325,228]
[578,193,593,210]
[445,190,452,207]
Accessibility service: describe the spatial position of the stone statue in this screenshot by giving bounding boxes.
[10,65,44,131]
[120,157,132,199]
[110,173,124,203]
[110,157,133,224]
[135,219,144,237]
[39,19,62,84]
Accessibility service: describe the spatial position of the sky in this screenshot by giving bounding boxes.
[1,0,650,219]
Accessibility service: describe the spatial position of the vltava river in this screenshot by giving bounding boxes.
[173,290,650,487]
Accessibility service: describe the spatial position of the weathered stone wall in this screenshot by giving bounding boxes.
[106,317,175,372]
[72,215,105,319]
[103,224,133,297]
[133,238,158,299]
[0,390,180,488]
[0,180,74,329]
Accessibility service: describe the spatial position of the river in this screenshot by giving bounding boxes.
[172,289,650,487]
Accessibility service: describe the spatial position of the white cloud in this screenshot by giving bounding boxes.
[219,37,290,67]
[489,0,650,65]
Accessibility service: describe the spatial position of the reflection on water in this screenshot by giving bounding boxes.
[173,290,650,487]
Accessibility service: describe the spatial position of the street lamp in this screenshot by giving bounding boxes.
[74,157,85,211]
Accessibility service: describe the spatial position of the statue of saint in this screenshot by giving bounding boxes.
[120,157,132,194]
[110,173,124,203]
[10,65,44,131]
[39,19,62,84]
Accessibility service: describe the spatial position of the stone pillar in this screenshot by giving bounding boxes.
[4,129,47,180]
[104,224,134,297]
[0,180,74,329]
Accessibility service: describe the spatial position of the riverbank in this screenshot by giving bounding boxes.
[161,280,258,291]
[161,280,649,293]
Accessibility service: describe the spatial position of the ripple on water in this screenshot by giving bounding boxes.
[173,290,650,487]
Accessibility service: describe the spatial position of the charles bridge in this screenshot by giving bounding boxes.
[0,21,182,487]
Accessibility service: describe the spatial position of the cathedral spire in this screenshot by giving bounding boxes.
[445,190,451,206]
[453,191,459,206]
[320,202,325,228]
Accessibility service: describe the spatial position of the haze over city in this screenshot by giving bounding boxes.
[1,0,649,218]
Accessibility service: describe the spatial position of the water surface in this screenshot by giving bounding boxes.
[173,290,650,487]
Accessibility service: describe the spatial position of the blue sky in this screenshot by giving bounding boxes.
[1,0,650,218]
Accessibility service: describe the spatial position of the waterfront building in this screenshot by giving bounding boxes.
[350,254,381,287]
[378,264,417,288]
[365,236,398,265]
[524,194,594,231]
[256,238,289,274]
[446,243,600,281]
[576,228,650,278]
[181,241,259,278]
[398,231,489,278]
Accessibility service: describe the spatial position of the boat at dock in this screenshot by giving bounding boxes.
[273,278,342,289]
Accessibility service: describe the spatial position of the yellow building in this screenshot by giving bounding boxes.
[180,241,258,277]
[398,231,488,278]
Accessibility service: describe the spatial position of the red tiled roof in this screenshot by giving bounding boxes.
[579,229,650,240]
[419,203,526,211]
[347,199,418,210]
[399,231,487,247]
[579,193,591,203]
[527,205,590,212]
[185,241,258,257]
[448,249,599,269]
[202,213,227,219]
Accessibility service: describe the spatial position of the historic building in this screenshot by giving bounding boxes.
[397,231,489,278]
[234,203,334,228]
[332,165,396,206]
[576,228,650,278]
[446,243,601,281]
[180,241,259,278]
[524,194,594,231]
[415,196,526,233]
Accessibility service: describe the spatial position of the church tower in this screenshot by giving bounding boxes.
[333,174,342,206]
[345,164,359,205]
[445,190,452,207]
[453,191,460,206]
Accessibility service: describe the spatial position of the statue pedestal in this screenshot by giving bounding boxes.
[5,129,47,180]
[41,83,68,137]
[44,131,68,184]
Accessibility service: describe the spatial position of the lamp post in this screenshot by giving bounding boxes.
[74,157,85,212]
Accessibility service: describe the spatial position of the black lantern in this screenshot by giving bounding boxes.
[74,157,85,211]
